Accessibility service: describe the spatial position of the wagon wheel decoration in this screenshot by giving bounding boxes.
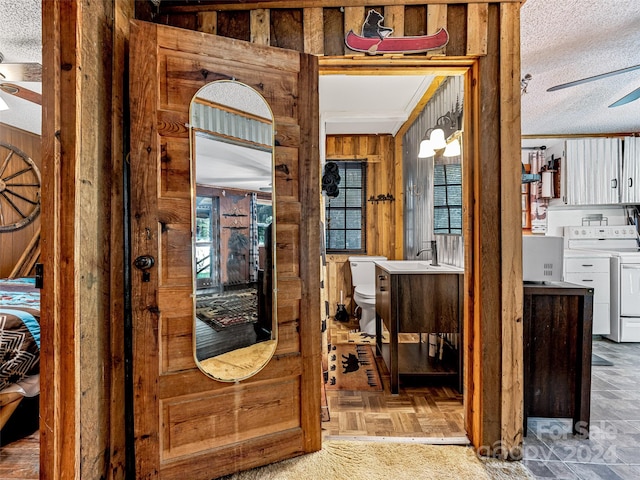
[0,141,41,232]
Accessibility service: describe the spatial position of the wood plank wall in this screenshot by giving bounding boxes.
[41,1,129,479]
[148,2,500,57]
[0,124,41,278]
[37,2,522,478]
[324,134,396,314]
[144,0,523,461]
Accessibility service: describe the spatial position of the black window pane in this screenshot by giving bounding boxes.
[346,230,361,250]
[447,185,462,205]
[324,161,366,252]
[433,165,446,185]
[344,167,362,186]
[446,164,462,183]
[345,210,362,228]
[434,186,447,206]
[328,230,345,250]
[450,207,462,229]
[345,189,362,207]
[329,210,345,229]
[328,193,345,207]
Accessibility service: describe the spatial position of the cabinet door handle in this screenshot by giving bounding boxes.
[629,178,633,188]
[581,279,594,282]
[378,275,387,281]
[611,178,618,189]
[581,264,593,267]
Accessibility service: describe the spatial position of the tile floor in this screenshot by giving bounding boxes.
[523,338,640,479]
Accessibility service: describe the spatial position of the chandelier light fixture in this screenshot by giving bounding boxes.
[418,105,463,158]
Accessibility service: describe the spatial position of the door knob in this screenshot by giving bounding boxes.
[134,255,155,282]
[134,255,155,270]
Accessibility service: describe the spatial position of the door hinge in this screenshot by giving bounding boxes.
[35,263,44,289]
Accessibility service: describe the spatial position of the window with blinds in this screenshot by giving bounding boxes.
[433,163,462,235]
[325,161,367,252]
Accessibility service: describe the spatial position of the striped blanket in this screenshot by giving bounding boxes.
[0,278,40,392]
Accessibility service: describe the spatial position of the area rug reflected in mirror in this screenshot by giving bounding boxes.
[196,289,257,331]
[218,440,535,480]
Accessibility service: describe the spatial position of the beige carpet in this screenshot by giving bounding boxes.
[220,440,535,480]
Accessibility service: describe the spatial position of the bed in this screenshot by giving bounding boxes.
[0,277,40,442]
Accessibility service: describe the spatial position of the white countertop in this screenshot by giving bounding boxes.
[374,260,464,274]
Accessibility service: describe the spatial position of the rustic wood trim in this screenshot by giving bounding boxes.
[129,20,162,478]
[303,7,324,55]
[41,0,76,477]
[318,56,475,75]
[499,2,523,460]
[344,6,365,55]
[110,2,133,477]
[384,5,405,38]
[297,51,322,452]
[472,3,502,452]
[466,3,488,56]
[463,58,480,453]
[160,1,521,13]
[427,4,448,55]
[250,8,271,45]
[42,0,123,478]
[197,11,218,34]
[325,154,382,161]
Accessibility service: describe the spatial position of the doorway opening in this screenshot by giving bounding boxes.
[318,60,472,443]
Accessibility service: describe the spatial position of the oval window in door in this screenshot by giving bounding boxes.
[190,80,277,382]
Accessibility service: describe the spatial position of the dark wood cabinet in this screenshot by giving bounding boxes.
[523,282,594,437]
[375,267,463,394]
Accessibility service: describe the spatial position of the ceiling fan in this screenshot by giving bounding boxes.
[0,51,42,108]
[547,64,640,108]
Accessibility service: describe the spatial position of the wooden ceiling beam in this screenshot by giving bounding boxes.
[157,0,521,14]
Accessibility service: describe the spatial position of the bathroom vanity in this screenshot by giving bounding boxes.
[374,261,463,394]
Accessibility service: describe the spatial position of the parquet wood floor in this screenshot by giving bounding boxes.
[323,318,467,442]
[0,431,39,479]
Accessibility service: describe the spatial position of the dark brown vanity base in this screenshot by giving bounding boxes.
[375,267,463,394]
[524,282,594,438]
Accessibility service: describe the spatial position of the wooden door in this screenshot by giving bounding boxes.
[129,20,321,479]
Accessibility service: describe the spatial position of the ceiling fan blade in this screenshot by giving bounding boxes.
[547,64,640,92]
[0,63,42,82]
[0,83,42,105]
[609,86,640,108]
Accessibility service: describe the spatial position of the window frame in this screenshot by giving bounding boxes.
[324,160,367,254]
[433,162,463,235]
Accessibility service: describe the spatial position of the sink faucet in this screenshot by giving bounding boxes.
[416,240,439,266]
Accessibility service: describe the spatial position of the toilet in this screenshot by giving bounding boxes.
[349,256,387,335]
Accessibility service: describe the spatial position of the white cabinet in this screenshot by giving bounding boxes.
[564,256,611,335]
[621,136,640,203]
[565,138,622,205]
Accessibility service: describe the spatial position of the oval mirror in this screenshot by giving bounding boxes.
[190,80,277,382]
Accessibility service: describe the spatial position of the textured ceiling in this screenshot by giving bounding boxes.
[0,0,41,135]
[521,0,640,137]
[1,1,639,139]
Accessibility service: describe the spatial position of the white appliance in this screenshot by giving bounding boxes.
[523,235,564,282]
[564,225,640,342]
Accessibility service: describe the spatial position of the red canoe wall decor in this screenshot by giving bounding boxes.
[345,9,449,55]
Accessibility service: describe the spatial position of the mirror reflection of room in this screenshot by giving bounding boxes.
[190,81,277,382]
